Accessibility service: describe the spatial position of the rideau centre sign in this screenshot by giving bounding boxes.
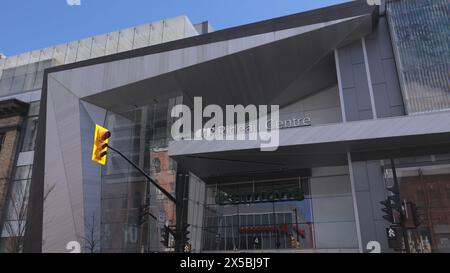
[268,117,311,130]
[215,188,305,205]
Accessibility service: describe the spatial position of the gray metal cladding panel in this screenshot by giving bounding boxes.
[352,63,372,110]
[374,219,391,252]
[358,109,373,121]
[372,83,391,118]
[342,87,359,122]
[348,41,365,64]
[382,59,403,108]
[352,161,370,192]
[314,221,358,249]
[337,39,373,121]
[365,160,386,220]
[338,47,355,89]
[355,191,377,243]
[365,16,405,118]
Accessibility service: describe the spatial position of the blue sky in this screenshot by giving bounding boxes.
[0,0,349,56]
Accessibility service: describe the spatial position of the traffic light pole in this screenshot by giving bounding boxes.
[107,145,179,206]
[390,159,410,253]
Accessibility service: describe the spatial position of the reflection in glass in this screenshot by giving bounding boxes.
[21,117,38,152]
[387,0,450,113]
[202,177,314,251]
[383,155,450,253]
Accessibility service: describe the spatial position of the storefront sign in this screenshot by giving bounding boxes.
[215,188,305,205]
[267,117,311,130]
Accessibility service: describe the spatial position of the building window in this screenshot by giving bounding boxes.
[1,165,33,253]
[27,101,40,117]
[152,158,161,173]
[20,117,38,152]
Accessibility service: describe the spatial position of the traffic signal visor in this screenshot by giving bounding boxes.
[92,124,111,165]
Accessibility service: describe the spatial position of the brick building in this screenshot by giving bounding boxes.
[0,99,29,251]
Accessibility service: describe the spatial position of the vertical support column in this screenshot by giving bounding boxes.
[362,37,378,120]
[334,49,347,123]
[347,153,363,252]
[349,158,392,252]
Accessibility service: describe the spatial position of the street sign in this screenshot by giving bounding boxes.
[386,226,402,250]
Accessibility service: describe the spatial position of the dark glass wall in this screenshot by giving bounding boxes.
[100,96,181,253]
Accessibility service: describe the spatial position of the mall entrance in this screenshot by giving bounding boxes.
[202,173,313,252]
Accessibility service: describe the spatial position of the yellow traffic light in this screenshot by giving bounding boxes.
[92,124,111,165]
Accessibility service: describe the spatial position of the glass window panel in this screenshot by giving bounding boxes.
[29,50,41,64]
[2,220,26,237]
[37,60,52,72]
[33,71,44,90]
[149,21,164,45]
[162,17,185,43]
[0,77,13,96]
[53,44,68,65]
[4,56,18,69]
[118,28,134,53]
[5,179,30,221]
[76,38,93,61]
[133,24,151,49]
[17,53,31,66]
[39,47,54,61]
[0,58,6,71]
[23,71,37,91]
[13,64,27,77]
[91,35,107,58]
[105,32,119,55]
[65,41,79,64]
[1,67,15,79]
[21,117,38,152]
[10,75,26,94]
[13,166,32,180]
[25,62,38,75]
[28,101,40,116]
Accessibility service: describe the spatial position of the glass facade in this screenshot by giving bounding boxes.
[0,16,197,253]
[0,165,32,253]
[0,101,38,253]
[100,96,182,253]
[202,177,314,251]
[387,0,450,114]
[201,167,358,252]
[0,60,51,97]
[383,154,450,253]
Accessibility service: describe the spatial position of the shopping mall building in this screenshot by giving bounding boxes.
[0,0,449,253]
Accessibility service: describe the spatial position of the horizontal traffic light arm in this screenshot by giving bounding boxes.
[107,144,179,206]
[165,225,177,237]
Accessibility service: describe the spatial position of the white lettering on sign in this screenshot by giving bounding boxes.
[366,241,381,253]
[66,241,81,253]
